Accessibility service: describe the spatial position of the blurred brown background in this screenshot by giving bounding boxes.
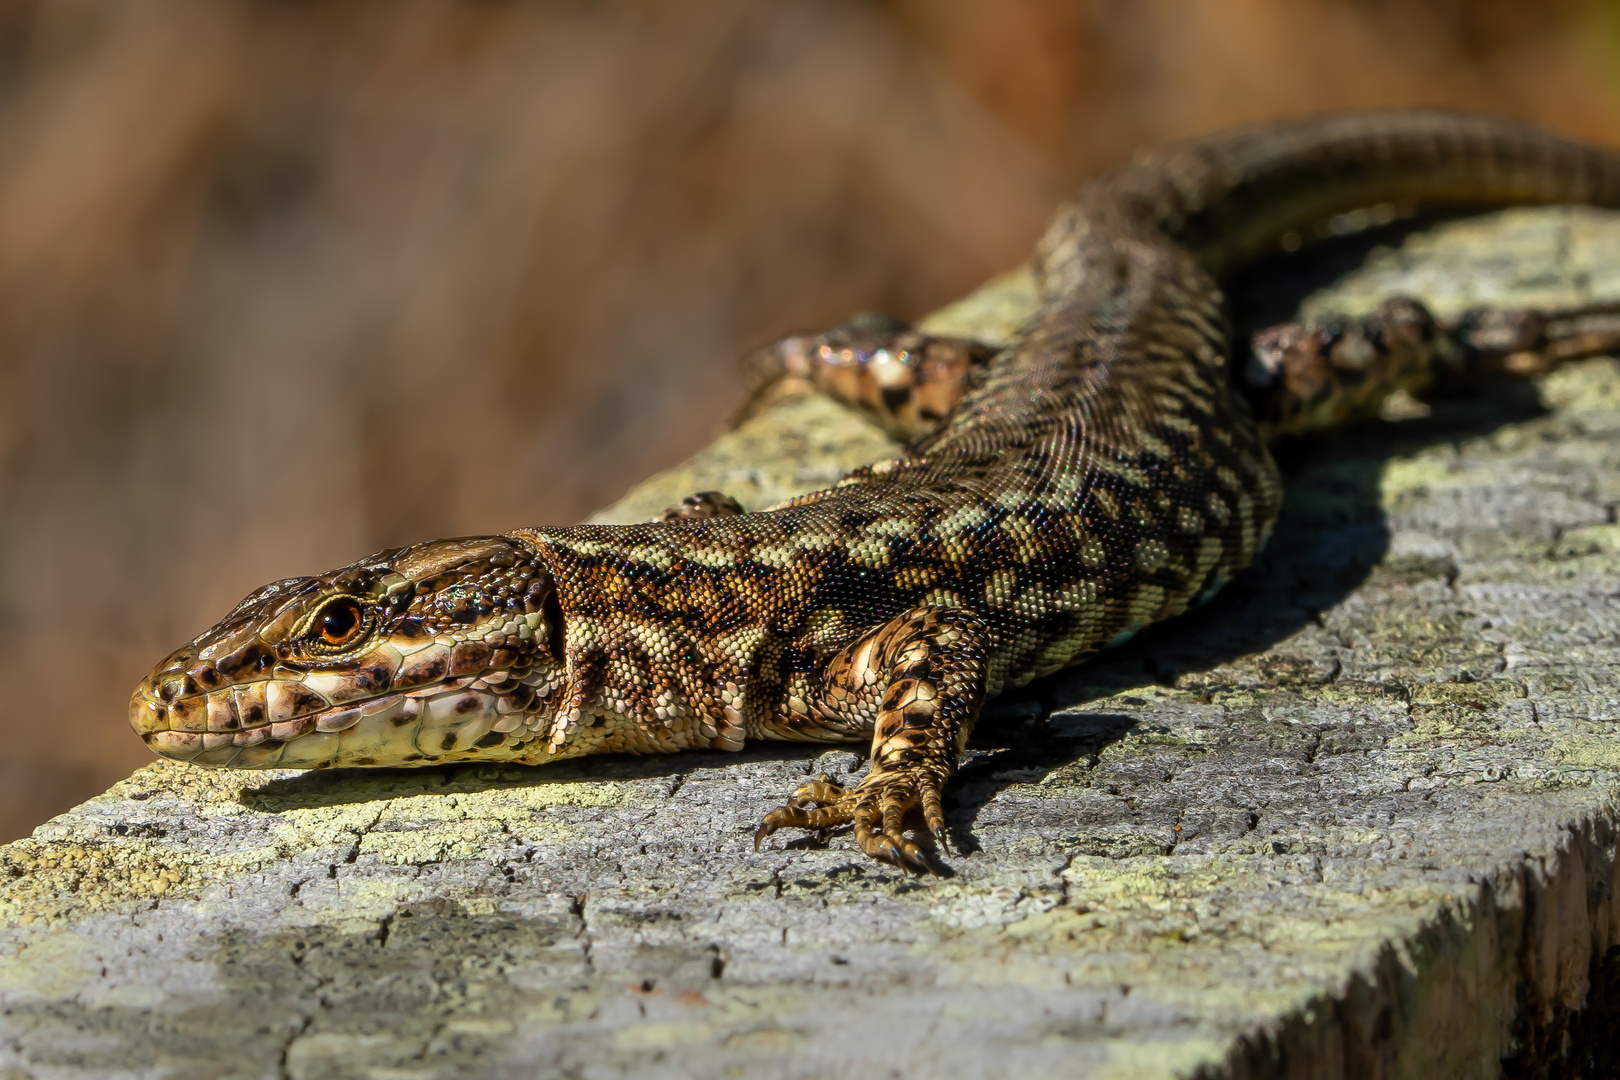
[1,0,1617,842]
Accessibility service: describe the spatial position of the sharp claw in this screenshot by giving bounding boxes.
[884,831,927,875]
[933,827,952,855]
[868,834,901,866]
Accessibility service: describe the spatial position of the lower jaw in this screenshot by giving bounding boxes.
[145,686,541,770]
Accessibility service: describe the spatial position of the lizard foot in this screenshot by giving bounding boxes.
[754,769,946,875]
[754,606,987,874]
[658,491,745,521]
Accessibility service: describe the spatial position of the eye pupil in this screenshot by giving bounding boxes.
[318,600,362,646]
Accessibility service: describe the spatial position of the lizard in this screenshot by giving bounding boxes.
[130,110,1620,873]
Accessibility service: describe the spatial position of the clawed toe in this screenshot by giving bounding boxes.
[754,768,950,875]
[788,774,847,808]
[754,776,856,852]
[752,802,852,850]
[858,828,937,874]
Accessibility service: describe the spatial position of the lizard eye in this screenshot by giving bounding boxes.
[311,597,366,650]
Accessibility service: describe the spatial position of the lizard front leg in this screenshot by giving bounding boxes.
[738,313,996,441]
[754,606,989,873]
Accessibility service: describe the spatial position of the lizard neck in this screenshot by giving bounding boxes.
[512,523,822,758]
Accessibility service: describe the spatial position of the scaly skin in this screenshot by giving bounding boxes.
[131,111,1620,872]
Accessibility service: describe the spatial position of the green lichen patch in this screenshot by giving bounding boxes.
[351,785,613,865]
[1543,736,1620,772]
[0,837,196,924]
[915,266,1039,345]
[0,757,638,925]
[1553,524,1620,560]
[1537,355,1620,413]
[266,777,627,866]
[102,759,266,808]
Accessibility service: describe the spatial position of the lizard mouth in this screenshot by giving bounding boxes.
[130,656,555,770]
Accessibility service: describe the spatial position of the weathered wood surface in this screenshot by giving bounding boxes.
[5,208,1620,1079]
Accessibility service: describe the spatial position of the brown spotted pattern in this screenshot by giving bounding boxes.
[132,111,1620,871]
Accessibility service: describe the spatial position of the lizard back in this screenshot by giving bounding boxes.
[519,111,1620,707]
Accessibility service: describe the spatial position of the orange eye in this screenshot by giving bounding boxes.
[314,598,365,649]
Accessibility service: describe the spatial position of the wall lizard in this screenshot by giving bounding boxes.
[130,111,1620,872]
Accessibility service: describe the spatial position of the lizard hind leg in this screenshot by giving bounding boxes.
[754,606,990,874]
[1243,295,1620,440]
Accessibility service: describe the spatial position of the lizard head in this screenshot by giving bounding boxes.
[129,536,567,770]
